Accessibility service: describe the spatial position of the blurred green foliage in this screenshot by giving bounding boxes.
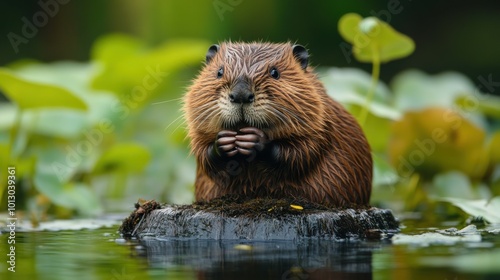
[0,34,208,218]
[0,12,499,223]
[324,66,500,222]
[330,14,500,223]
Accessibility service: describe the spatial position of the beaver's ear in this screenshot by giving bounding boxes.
[292,44,309,70]
[206,44,220,64]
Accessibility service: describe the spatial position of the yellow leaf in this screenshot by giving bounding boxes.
[290,204,303,210]
[389,107,488,179]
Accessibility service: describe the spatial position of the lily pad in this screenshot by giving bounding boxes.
[338,13,415,63]
[439,197,500,223]
[392,232,481,246]
[393,225,482,246]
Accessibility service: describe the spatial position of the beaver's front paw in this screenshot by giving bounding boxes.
[235,127,270,156]
[214,130,238,157]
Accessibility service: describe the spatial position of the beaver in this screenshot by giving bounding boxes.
[183,42,372,207]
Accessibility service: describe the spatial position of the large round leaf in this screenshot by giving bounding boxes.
[0,68,87,111]
[338,13,415,63]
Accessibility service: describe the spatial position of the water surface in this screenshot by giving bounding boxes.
[1,219,499,280]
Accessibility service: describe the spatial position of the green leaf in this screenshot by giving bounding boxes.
[0,103,17,130]
[348,104,393,152]
[10,61,118,123]
[0,68,88,111]
[440,197,500,223]
[38,148,79,184]
[34,165,102,216]
[321,67,401,121]
[338,13,361,43]
[373,154,399,186]
[62,183,103,216]
[27,110,89,139]
[431,171,490,200]
[320,67,391,103]
[391,70,487,124]
[6,62,120,138]
[338,13,415,63]
[91,34,209,103]
[93,143,151,174]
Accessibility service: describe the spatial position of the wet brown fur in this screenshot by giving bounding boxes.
[183,42,372,207]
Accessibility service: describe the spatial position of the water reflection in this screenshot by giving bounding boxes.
[2,225,500,279]
[138,238,388,279]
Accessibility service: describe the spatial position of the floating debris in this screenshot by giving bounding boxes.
[290,204,304,210]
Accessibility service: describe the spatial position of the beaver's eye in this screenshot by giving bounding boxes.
[269,67,280,79]
[217,66,224,79]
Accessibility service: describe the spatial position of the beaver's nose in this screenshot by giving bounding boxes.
[229,89,254,104]
[230,77,254,104]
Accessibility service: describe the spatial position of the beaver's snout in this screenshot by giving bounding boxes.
[229,76,254,104]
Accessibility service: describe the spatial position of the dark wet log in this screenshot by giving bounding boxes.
[120,198,399,240]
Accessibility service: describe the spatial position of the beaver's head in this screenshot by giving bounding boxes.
[184,42,325,140]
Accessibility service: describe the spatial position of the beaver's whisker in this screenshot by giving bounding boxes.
[272,103,310,128]
[152,97,184,106]
[261,106,287,126]
[195,108,221,131]
[164,113,186,130]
